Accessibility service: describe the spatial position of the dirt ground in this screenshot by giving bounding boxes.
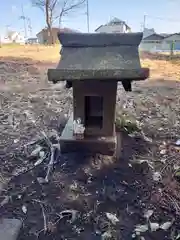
[1,46,180,239]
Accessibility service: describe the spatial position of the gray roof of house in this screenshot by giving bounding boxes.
[143,32,180,41]
[143,33,165,41]
[95,18,131,32]
[163,32,180,38]
[107,18,125,25]
[160,33,170,38]
[48,32,149,82]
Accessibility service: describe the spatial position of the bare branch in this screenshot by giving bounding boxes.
[58,0,85,25]
[50,0,59,10]
[31,0,85,44]
[31,0,46,11]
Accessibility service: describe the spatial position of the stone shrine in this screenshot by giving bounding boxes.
[48,32,149,156]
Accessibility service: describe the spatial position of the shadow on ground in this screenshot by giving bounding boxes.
[1,57,180,240]
[0,132,172,240]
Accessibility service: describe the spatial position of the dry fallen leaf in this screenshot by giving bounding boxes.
[153,172,162,182]
[105,212,119,225]
[13,139,19,143]
[34,158,44,166]
[160,149,166,155]
[150,222,160,232]
[141,131,152,143]
[58,209,78,223]
[39,151,45,158]
[101,231,112,239]
[175,140,180,146]
[33,150,46,166]
[176,233,180,239]
[0,196,9,207]
[135,224,148,233]
[160,221,173,230]
[140,237,145,240]
[144,209,154,220]
[31,145,42,156]
[174,164,180,170]
[132,233,136,238]
[37,177,47,184]
[22,205,27,214]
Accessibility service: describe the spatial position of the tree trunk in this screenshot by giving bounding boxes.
[47,25,54,44]
[45,0,54,44]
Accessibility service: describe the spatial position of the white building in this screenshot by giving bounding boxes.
[1,31,25,44]
[95,18,131,33]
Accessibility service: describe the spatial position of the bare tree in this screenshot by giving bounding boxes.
[31,0,85,44]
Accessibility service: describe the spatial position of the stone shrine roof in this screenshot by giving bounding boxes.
[48,32,149,82]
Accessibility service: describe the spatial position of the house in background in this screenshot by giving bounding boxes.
[36,27,59,44]
[36,27,77,44]
[25,37,39,44]
[2,31,25,44]
[140,32,180,52]
[140,33,164,52]
[161,33,180,50]
[143,28,155,39]
[95,17,131,33]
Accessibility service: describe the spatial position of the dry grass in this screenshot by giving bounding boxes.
[1,45,180,239]
[140,51,180,80]
[1,44,180,80]
[141,58,180,80]
[0,45,60,62]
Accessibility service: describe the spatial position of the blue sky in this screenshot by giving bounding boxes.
[1,0,180,37]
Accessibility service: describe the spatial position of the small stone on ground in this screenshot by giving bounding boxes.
[0,219,22,240]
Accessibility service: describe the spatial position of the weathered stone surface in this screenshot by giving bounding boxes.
[48,68,149,82]
[48,32,149,83]
[73,81,117,137]
[58,32,143,47]
[60,114,116,155]
[0,218,22,240]
[0,182,4,195]
[57,46,140,70]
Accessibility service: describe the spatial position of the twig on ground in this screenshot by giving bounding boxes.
[24,111,58,182]
[33,199,47,233]
[10,153,48,180]
[24,139,41,148]
[160,154,177,174]
[24,110,53,148]
[164,192,180,215]
[40,130,53,148]
[45,146,55,182]
[40,202,47,233]
[25,111,61,182]
[0,196,10,207]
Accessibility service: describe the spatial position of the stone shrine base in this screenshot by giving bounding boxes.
[60,114,118,156]
[0,219,22,240]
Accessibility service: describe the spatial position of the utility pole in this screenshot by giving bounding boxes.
[21,4,27,38]
[86,0,90,32]
[143,15,146,31]
[27,17,33,36]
